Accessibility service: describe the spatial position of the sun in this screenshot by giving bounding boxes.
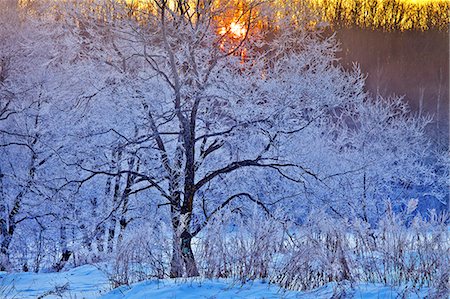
[220,21,246,39]
[229,22,246,38]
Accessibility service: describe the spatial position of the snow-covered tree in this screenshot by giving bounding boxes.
[0,0,445,280]
[57,0,390,277]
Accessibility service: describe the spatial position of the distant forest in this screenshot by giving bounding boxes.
[308,0,449,31]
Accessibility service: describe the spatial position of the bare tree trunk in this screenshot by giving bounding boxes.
[169,206,183,278]
[361,170,369,223]
[1,192,22,262]
[96,174,114,254]
[32,221,45,273]
[1,99,43,268]
[169,219,199,277]
[117,156,136,247]
[53,250,72,272]
[53,225,72,272]
[0,166,7,271]
[107,147,122,253]
[81,223,92,251]
[180,227,199,277]
[116,187,130,247]
[93,197,105,254]
[418,86,424,117]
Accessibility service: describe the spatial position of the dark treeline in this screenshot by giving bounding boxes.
[308,0,449,31]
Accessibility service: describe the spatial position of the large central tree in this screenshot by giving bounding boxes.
[61,0,368,277]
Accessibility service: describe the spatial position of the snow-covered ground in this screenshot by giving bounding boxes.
[0,265,110,298]
[0,265,430,298]
[101,280,429,299]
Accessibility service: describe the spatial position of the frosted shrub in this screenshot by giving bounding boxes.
[109,224,171,287]
[272,203,449,293]
[273,210,354,290]
[354,202,449,290]
[197,207,286,282]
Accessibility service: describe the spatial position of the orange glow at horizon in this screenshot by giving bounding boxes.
[26,0,447,33]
